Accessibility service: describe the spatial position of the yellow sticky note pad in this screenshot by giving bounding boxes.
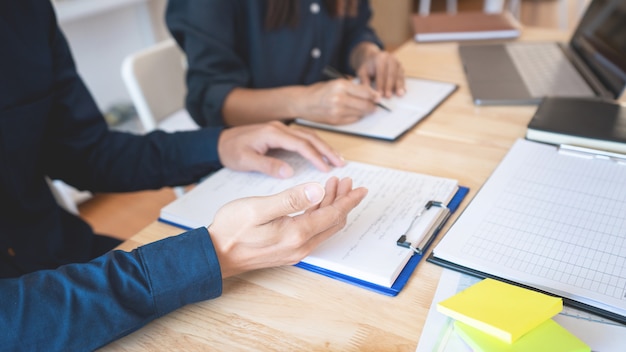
[437,278,562,343]
[454,319,590,352]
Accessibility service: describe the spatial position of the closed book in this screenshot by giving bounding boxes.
[526,97,626,154]
[412,11,521,42]
[436,278,563,343]
[454,319,590,352]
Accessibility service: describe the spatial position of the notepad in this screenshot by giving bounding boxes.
[295,77,456,141]
[437,278,563,343]
[159,150,466,295]
[454,319,590,352]
[428,138,626,323]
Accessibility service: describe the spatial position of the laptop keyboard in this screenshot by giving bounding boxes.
[505,42,595,98]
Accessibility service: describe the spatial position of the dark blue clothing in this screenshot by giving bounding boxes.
[1,228,223,351]
[0,1,223,277]
[1,1,225,349]
[166,0,383,127]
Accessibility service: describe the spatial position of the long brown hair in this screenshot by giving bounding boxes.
[265,0,359,29]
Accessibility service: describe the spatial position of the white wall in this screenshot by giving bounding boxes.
[54,0,169,113]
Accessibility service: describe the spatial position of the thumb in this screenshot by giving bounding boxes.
[254,182,325,223]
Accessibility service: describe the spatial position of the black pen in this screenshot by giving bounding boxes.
[322,66,392,112]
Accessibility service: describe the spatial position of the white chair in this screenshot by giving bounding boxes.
[47,178,91,215]
[121,38,198,134]
[121,38,199,196]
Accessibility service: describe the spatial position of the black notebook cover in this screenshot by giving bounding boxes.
[526,97,626,153]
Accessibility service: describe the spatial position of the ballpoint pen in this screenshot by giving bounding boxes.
[322,65,392,112]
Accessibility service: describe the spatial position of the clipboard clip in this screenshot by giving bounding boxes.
[396,200,450,255]
[558,144,626,165]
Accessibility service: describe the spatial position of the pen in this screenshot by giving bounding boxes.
[322,66,392,112]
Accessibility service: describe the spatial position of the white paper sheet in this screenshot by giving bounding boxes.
[160,151,458,287]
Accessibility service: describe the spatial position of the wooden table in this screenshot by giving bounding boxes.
[103,27,570,351]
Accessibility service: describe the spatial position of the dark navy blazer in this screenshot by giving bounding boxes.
[0,1,223,277]
[0,2,224,350]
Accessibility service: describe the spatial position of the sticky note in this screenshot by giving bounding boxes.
[454,319,591,352]
[436,278,562,343]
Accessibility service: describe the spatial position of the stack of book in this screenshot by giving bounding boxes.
[436,278,590,351]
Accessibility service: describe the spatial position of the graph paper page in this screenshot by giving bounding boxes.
[433,139,626,318]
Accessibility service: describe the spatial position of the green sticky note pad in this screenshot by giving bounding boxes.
[437,278,563,343]
[454,319,591,352]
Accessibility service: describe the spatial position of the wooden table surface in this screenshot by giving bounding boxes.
[102,27,571,351]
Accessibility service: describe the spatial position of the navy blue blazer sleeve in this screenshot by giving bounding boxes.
[43,18,224,192]
[4,1,224,193]
[166,0,383,127]
[0,227,223,351]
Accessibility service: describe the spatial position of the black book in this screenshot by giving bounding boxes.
[526,97,626,154]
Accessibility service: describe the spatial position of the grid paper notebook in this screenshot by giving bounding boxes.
[430,139,626,322]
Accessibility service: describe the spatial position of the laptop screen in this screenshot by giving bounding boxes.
[570,0,626,99]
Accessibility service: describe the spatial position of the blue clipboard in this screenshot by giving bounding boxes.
[296,186,470,296]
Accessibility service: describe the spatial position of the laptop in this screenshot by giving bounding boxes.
[459,0,626,105]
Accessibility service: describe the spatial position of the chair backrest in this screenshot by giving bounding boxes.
[121,39,188,132]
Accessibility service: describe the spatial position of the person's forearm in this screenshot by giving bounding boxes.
[0,229,222,351]
[222,86,308,126]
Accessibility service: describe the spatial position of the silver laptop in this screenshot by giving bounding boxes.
[459,0,626,105]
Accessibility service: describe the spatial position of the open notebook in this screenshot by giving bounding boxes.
[160,151,467,296]
[295,77,456,141]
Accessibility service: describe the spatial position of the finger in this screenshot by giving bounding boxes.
[235,148,295,178]
[395,65,406,96]
[375,57,389,98]
[321,176,340,207]
[356,66,371,89]
[252,182,327,224]
[295,186,369,251]
[260,127,334,173]
[336,177,354,197]
[287,128,346,167]
[306,176,339,214]
[384,61,398,98]
[342,80,378,101]
[265,123,334,170]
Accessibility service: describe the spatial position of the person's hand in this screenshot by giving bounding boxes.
[295,79,379,125]
[208,177,368,278]
[217,121,345,178]
[351,42,405,99]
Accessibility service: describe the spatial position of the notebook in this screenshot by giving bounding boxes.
[295,77,456,141]
[459,0,626,105]
[428,138,626,324]
[411,11,520,42]
[159,151,468,296]
[526,96,626,154]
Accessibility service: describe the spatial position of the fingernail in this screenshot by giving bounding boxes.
[336,152,346,165]
[304,184,324,204]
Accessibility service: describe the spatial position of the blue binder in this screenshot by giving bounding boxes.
[296,186,469,296]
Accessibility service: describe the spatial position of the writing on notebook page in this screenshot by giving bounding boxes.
[160,151,459,288]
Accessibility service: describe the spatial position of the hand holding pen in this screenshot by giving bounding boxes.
[291,67,389,126]
[322,66,392,112]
